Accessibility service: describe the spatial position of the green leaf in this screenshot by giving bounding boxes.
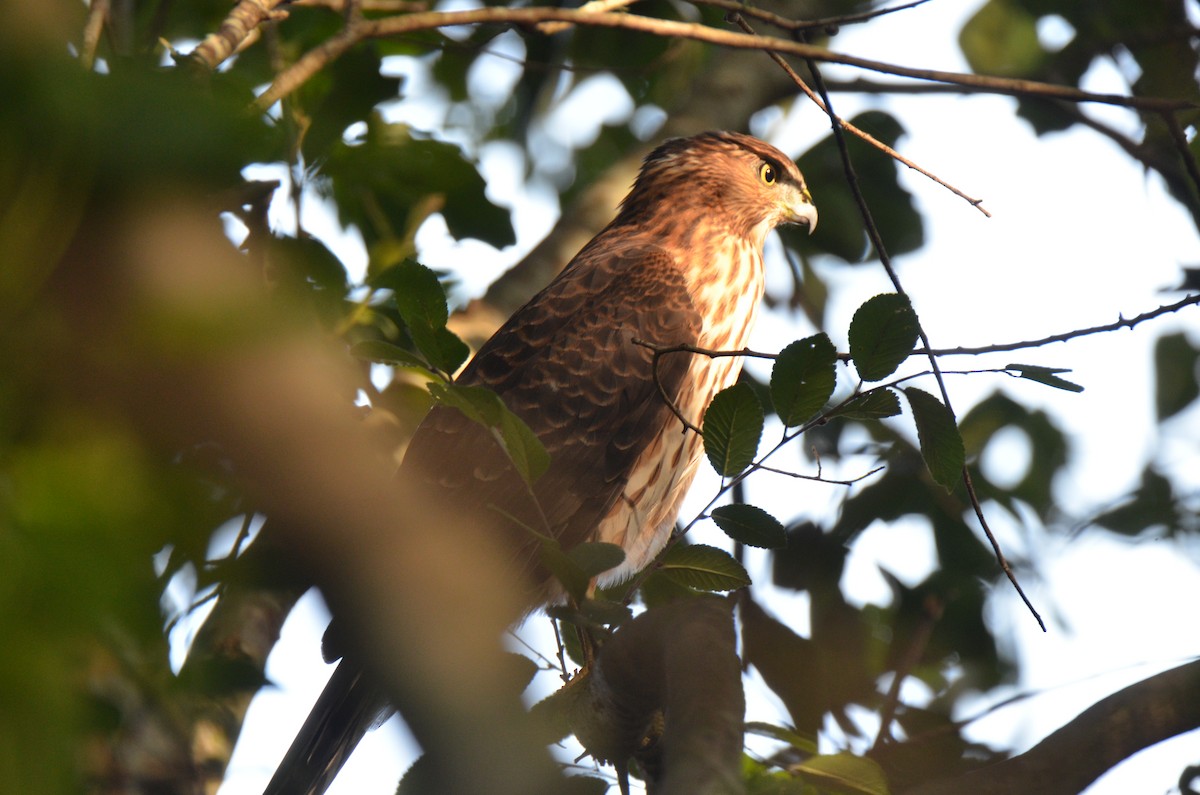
[830,389,902,420]
[657,544,751,591]
[903,387,965,491]
[702,383,764,477]
[427,383,550,485]
[849,293,919,382]
[1006,363,1084,393]
[540,540,588,604]
[711,504,786,549]
[371,259,469,374]
[770,334,837,427]
[567,542,626,580]
[1153,333,1200,420]
[795,752,890,795]
[959,0,1046,79]
[327,122,515,250]
[744,722,820,756]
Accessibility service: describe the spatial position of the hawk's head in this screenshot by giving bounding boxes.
[617,131,817,248]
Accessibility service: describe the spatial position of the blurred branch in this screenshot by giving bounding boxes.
[919,293,1200,357]
[189,0,291,70]
[899,659,1200,795]
[80,0,109,70]
[576,598,744,795]
[245,6,1199,112]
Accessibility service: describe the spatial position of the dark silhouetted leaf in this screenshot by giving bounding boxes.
[771,334,837,427]
[849,294,919,382]
[1154,333,1200,420]
[711,504,786,549]
[904,387,964,491]
[830,389,902,420]
[789,111,924,263]
[1006,363,1084,393]
[702,383,764,477]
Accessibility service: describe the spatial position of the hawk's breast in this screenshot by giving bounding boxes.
[595,239,766,582]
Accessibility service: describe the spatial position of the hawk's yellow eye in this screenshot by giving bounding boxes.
[759,162,777,185]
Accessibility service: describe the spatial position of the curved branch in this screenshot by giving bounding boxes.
[898,659,1200,795]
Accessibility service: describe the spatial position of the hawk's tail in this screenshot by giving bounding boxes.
[263,658,388,795]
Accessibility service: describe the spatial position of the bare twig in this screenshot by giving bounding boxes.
[81,0,110,71]
[919,293,1200,357]
[728,13,990,216]
[787,25,1044,630]
[245,6,1199,113]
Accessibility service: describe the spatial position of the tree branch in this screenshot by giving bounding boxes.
[243,6,1198,113]
[189,0,291,71]
[919,293,1200,357]
[899,659,1200,795]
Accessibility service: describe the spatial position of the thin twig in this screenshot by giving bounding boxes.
[728,13,990,216]
[918,293,1200,357]
[691,0,933,34]
[245,6,1199,113]
[793,26,1045,630]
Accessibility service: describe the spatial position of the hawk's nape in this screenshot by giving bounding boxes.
[261,131,816,795]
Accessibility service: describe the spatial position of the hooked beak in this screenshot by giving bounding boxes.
[789,187,818,235]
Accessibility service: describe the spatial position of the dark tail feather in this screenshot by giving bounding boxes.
[263,659,388,795]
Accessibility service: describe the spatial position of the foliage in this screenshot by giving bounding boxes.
[1,1,1198,794]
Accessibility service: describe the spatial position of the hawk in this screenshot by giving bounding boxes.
[264,130,816,794]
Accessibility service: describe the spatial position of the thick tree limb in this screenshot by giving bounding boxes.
[899,659,1200,795]
[579,597,745,795]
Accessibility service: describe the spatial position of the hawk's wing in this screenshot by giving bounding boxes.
[399,241,701,586]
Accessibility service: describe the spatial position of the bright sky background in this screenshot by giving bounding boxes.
[210,1,1200,793]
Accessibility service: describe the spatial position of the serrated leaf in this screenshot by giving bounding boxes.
[371,259,469,374]
[771,334,837,426]
[795,752,890,795]
[711,504,786,549]
[849,293,919,382]
[427,383,550,485]
[1006,363,1084,393]
[702,383,764,477]
[567,542,626,579]
[903,387,965,491]
[372,258,449,327]
[831,389,902,420]
[658,544,751,591]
